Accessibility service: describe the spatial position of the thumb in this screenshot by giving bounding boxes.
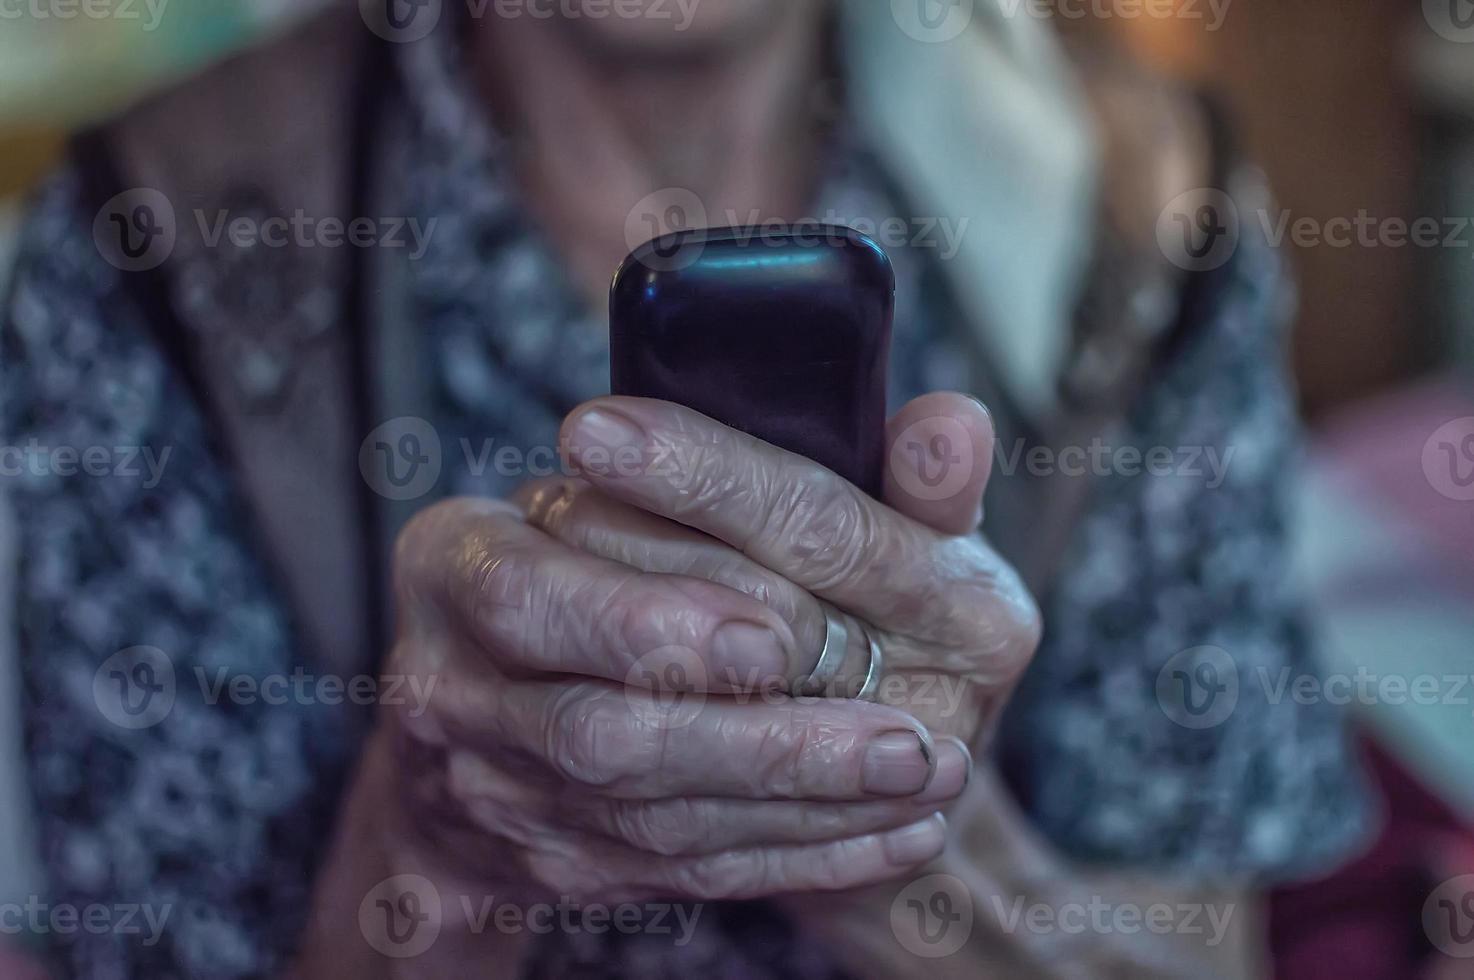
[882,391,994,535]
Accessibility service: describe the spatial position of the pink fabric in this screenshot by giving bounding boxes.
[1271,376,1474,979]
[0,945,48,980]
[1269,736,1474,980]
[1311,377,1474,595]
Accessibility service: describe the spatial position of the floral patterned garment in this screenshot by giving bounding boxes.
[1,26,1369,980]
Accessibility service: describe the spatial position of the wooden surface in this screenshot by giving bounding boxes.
[1099,0,1428,416]
[0,128,62,200]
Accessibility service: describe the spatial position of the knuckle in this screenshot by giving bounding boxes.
[518,478,583,531]
[394,497,528,618]
[950,575,1042,686]
[984,571,1043,685]
[762,472,875,590]
[796,804,851,840]
[609,799,702,857]
[589,572,652,667]
[674,850,764,901]
[454,539,533,622]
[922,545,1042,677]
[522,848,607,902]
[805,840,862,892]
[391,499,461,602]
[1012,590,1045,662]
[661,427,744,520]
[546,688,616,786]
[751,713,815,798]
[545,687,644,788]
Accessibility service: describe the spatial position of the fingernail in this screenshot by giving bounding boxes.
[862,730,934,796]
[709,622,786,688]
[882,814,947,866]
[915,736,972,804]
[967,395,995,440]
[574,408,645,450]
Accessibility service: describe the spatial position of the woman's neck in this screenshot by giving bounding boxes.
[470,8,829,311]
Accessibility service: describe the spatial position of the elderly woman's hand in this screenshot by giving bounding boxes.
[297,392,1039,977]
[526,393,1040,743]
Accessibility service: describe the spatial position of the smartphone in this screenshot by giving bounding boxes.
[609,225,894,497]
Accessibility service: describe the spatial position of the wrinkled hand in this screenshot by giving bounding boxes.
[379,392,1039,907]
[523,392,1039,742]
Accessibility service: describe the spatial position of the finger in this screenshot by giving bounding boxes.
[520,478,844,682]
[565,744,971,855]
[637,813,949,900]
[394,497,795,693]
[882,391,994,535]
[433,674,972,802]
[524,479,982,705]
[558,398,1033,652]
[518,815,950,903]
[524,482,972,705]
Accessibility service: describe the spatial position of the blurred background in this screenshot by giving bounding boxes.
[1,0,1472,974]
[3,2,1466,414]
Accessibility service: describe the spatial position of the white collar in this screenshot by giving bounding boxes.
[840,1,1098,422]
